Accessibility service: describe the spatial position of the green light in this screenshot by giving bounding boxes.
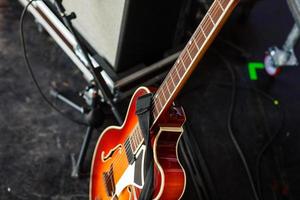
[274,100,279,105]
[248,62,264,80]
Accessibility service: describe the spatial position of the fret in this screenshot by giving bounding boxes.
[187,38,198,58]
[182,52,191,68]
[129,136,134,151]
[162,82,170,97]
[202,15,214,37]
[132,131,136,150]
[134,125,144,148]
[210,2,222,24]
[136,127,142,143]
[166,76,174,93]
[153,101,159,119]
[152,107,158,119]
[163,70,179,99]
[216,2,223,23]
[130,136,136,152]
[136,131,141,144]
[154,95,162,111]
[174,65,181,78]
[193,38,200,50]
[178,62,185,77]
[133,133,138,150]
[169,73,176,89]
[169,69,176,87]
[186,48,193,60]
[130,135,135,151]
[208,13,215,25]
[165,79,172,96]
[220,0,230,9]
[170,68,180,85]
[180,57,187,70]
[161,85,167,102]
[175,60,185,77]
[135,131,139,146]
[165,79,174,101]
[217,0,225,11]
[157,96,163,111]
[194,29,206,50]
[134,132,138,149]
[200,25,207,38]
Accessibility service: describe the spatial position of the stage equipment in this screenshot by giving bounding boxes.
[49,86,105,178]
[90,0,239,199]
[51,0,185,73]
[264,0,300,76]
[17,0,186,109]
[18,0,188,177]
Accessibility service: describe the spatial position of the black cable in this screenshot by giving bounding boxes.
[216,52,261,200]
[214,81,285,200]
[181,123,218,200]
[255,99,285,200]
[20,0,87,126]
[185,79,285,200]
[211,67,285,200]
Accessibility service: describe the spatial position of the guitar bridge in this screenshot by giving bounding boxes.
[102,165,116,197]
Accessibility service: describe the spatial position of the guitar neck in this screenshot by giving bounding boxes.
[152,0,239,125]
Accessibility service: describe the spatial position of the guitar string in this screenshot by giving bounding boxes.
[103,136,134,183]
[151,0,224,113]
[153,0,227,109]
[104,139,144,183]
[151,0,226,116]
[152,0,228,113]
[103,125,144,182]
[104,143,131,182]
[109,127,143,171]
[109,123,148,179]
[151,0,220,109]
[105,136,136,174]
[151,0,226,112]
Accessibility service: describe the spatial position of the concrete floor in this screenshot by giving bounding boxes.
[0,0,299,200]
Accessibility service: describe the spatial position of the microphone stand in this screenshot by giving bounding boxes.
[51,0,123,178]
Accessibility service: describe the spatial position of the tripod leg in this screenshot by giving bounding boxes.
[71,126,93,178]
[110,103,123,125]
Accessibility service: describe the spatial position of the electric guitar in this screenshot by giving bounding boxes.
[90,0,239,199]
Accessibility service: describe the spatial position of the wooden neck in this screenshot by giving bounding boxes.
[129,125,144,153]
[151,0,239,125]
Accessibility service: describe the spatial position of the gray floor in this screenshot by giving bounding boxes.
[0,1,95,199]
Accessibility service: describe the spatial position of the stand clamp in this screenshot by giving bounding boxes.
[264,0,300,76]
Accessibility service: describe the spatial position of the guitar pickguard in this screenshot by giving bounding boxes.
[114,145,146,197]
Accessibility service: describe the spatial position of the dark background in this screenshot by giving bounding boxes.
[0,0,299,199]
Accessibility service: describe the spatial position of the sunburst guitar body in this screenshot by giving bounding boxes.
[90,87,186,200]
[90,0,239,199]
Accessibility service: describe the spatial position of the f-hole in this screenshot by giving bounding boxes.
[101,144,122,162]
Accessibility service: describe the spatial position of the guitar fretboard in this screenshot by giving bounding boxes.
[124,125,144,164]
[129,125,144,153]
[151,0,238,124]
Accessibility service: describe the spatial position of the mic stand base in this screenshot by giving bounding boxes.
[50,86,105,179]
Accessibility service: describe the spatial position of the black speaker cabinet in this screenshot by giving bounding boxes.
[61,0,185,72]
